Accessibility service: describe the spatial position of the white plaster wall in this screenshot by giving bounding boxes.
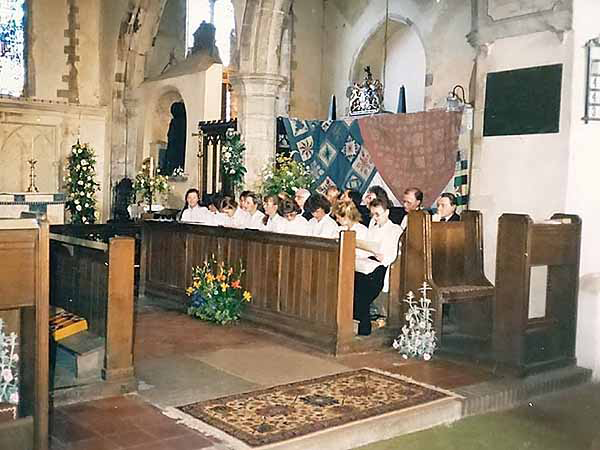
[567,0,600,379]
[30,0,68,99]
[383,26,426,113]
[288,0,323,119]
[321,0,474,117]
[469,31,573,284]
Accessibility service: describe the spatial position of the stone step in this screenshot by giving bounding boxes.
[56,331,105,381]
[455,365,592,417]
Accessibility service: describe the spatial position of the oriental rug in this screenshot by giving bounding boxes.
[176,368,457,447]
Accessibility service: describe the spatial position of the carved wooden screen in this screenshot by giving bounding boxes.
[197,118,237,198]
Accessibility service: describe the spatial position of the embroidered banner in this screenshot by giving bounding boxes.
[277,111,467,208]
[357,110,462,207]
[280,118,378,194]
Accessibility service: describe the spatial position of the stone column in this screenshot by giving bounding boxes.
[230,73,286,189]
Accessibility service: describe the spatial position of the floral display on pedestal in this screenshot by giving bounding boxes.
[259,154,314,197]
[393,282,437,360]
[64,141,100,224]
[186,257,252,325]
[133,161,171,212]
[220,130,247,196]
[0,319,18,406]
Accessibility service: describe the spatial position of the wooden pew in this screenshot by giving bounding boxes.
[494,213,581,375]
[400,210,494,349]
[49,231,136,384]
[0,218,49,450]
[141,221,356,355]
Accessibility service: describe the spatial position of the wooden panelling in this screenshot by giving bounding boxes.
[141,222,353,354]
[0,230,36,308]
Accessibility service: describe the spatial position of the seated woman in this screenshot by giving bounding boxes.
[278,198,310,236]
[262,194,285,232]
[353,197,402,336]
[180,188,213,223]
[217,196,247,228]
[305,193,339,239]
[243,191,265,229]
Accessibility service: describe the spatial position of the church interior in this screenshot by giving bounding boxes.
[1,0,600,449]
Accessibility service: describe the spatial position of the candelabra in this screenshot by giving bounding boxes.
[27,159,39,193]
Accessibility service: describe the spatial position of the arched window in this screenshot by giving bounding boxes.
[0,0,26,97]
[186,0,234,66]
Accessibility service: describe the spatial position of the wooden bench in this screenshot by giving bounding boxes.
[400,210,494,349]
[141,221,356,355]
[494,213,581,375]
[49,231,136,386]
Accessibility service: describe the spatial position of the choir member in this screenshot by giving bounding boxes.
[263,195,285,232]
[354,197,402,335]
[305,194,339,239]
[400,187,424,232]
[218,196,247,228]
[180,188,213,223]
[243,191,265,229]
[432,193,460,222]
[278,198,310,236]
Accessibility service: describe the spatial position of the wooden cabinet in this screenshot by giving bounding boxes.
[0,219,49,450]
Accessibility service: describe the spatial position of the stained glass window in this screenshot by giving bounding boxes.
[0,0,26,97]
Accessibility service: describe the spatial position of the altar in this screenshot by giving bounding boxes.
[0,192,66,224]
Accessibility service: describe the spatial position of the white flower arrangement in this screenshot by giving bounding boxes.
[0,319,19,405]
[171,166,185,178]
[392,282,437,360]
[65,141,100,224]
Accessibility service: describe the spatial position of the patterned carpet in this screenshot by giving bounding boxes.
[178,368,454,447]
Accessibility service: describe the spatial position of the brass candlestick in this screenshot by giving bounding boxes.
[27,159,39,193]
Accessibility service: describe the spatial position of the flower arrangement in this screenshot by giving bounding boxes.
[133,161,171,210]
[186,257,252,325]
[259,154,314,197]
[0,319,19,405]
[221,129,247,194]
[64,141,100,224]
[392,282,437,360]
[171,166,185,178]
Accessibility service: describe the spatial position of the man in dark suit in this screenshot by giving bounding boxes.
[433,192,460,222]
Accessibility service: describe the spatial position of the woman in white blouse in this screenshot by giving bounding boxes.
[333,200,368,245]
[278,198,310,236]
[218,196,247,228]
[242,191,265,229]
[305,193,339,239]
[180,188,213,223]
[263,195,285,232]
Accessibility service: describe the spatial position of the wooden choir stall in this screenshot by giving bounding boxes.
[0,219,49,450]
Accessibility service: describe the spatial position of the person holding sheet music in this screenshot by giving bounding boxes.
[354,197,402,336]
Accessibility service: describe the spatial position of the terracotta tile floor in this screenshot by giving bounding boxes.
[50,395,218,450]
[49,302,498,449]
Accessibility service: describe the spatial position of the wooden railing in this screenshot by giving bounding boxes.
[49,231,135,381]
[141,221,356,354]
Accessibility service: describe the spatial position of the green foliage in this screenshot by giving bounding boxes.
[259,154,314,197]
[221,130,247,194]
[64,141,100,224]
[186,257,252,325]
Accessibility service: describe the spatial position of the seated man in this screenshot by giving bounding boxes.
[399,187,424,232]
[294,188,312,220]
[354,197,402,336]
[305,194,339,239]
[432,192,460,222]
